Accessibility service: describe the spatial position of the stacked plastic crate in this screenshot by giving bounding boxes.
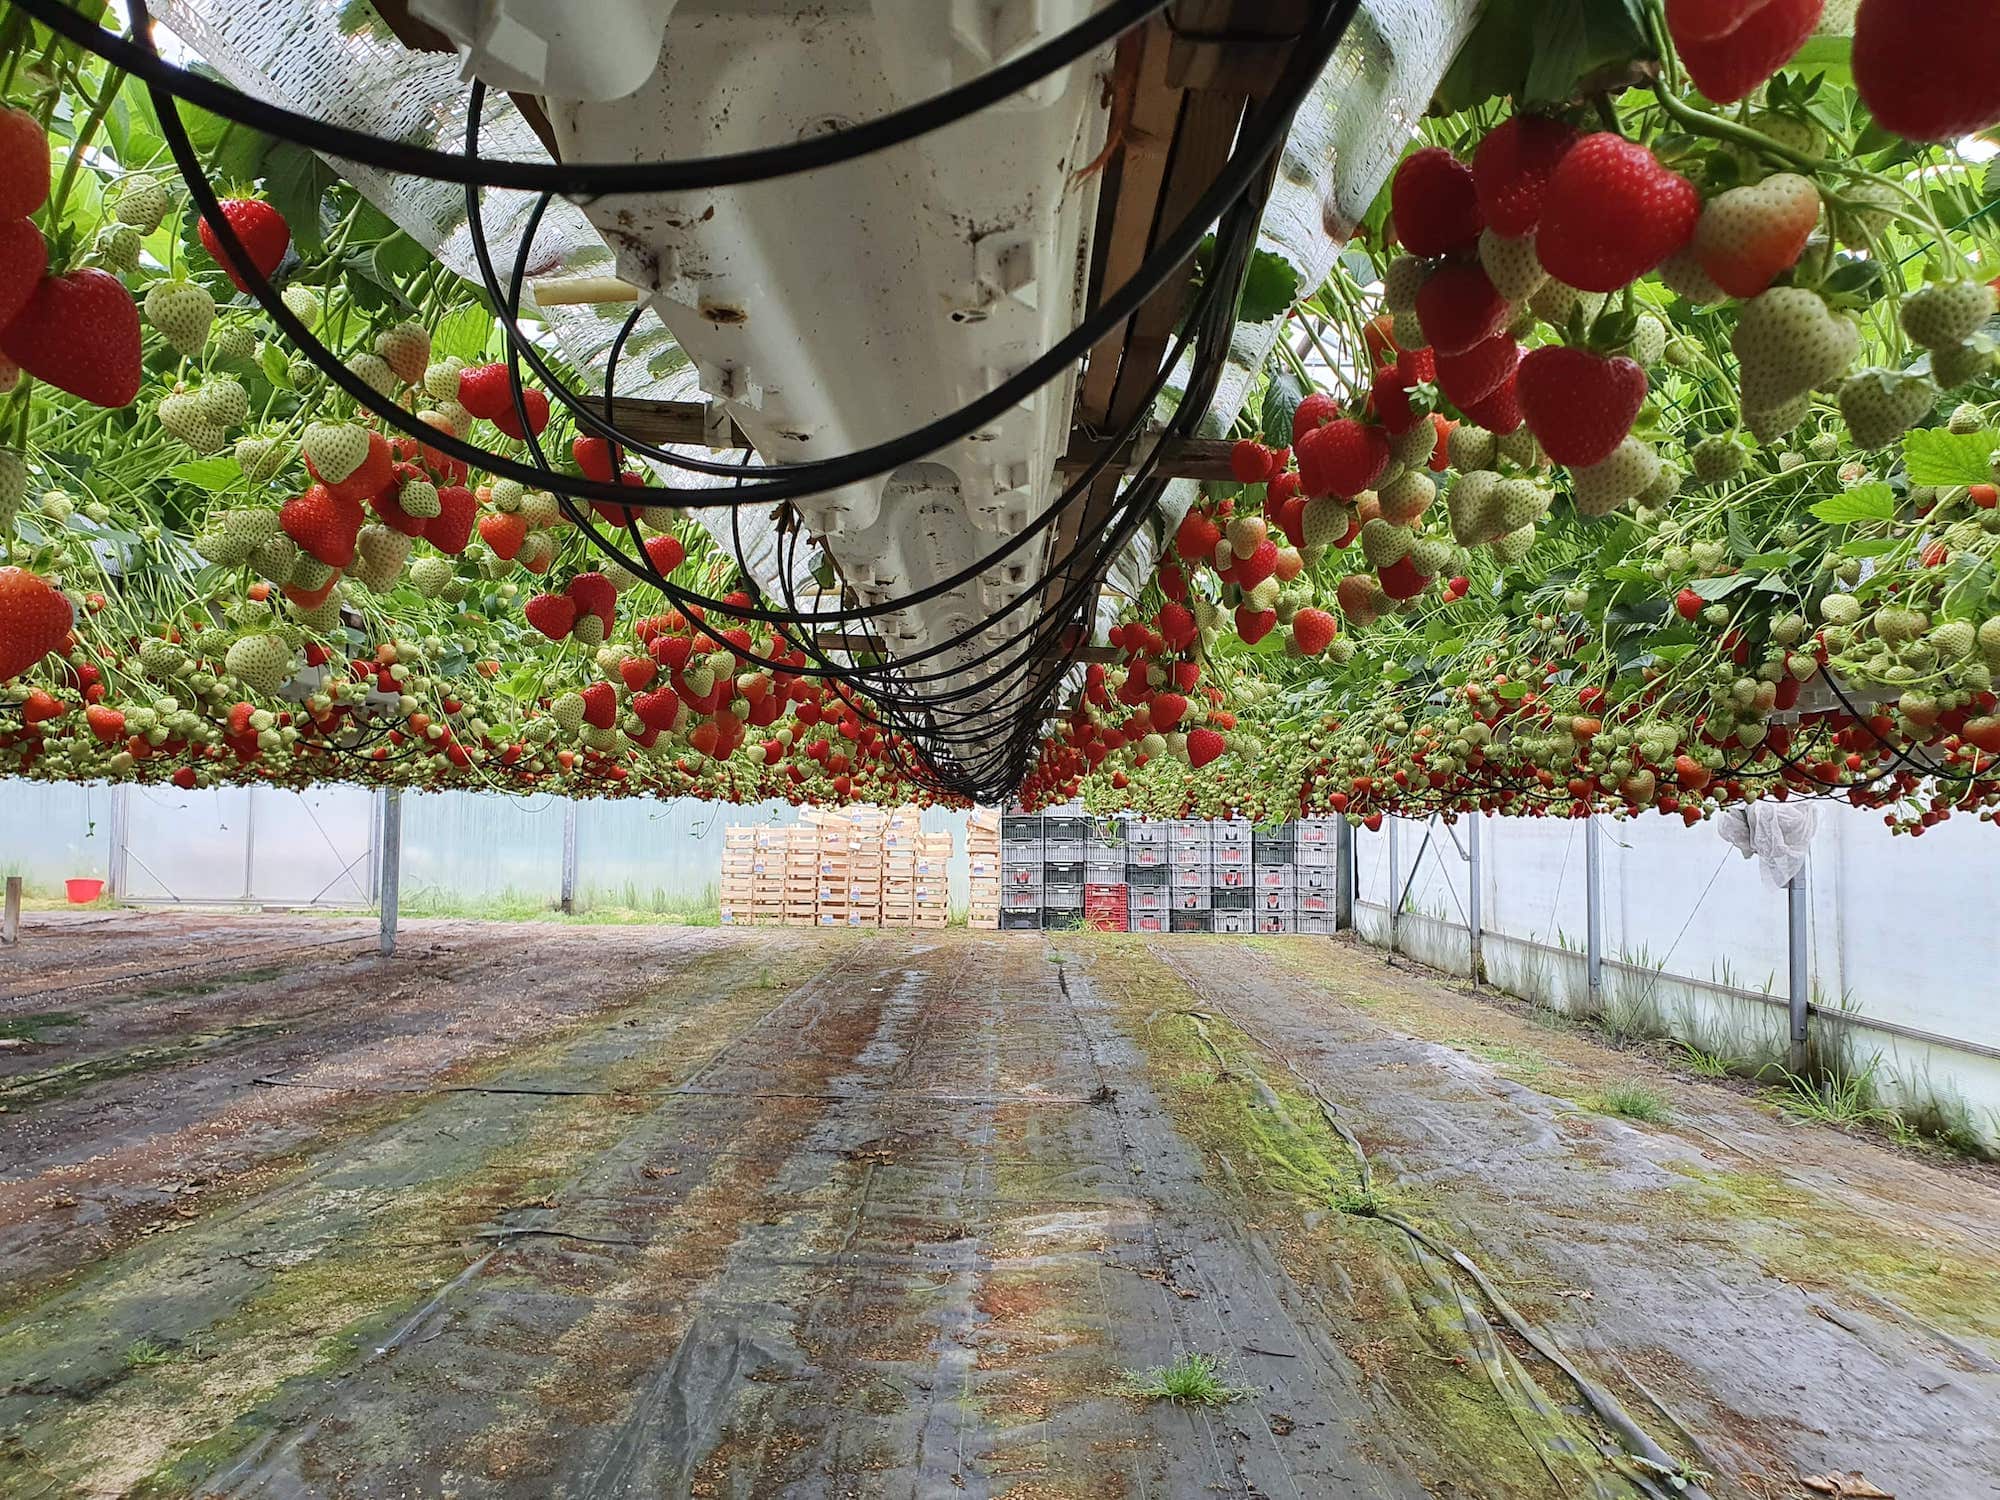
[1210,821,1255,933]
[1294,819,1340,932]
[1124,819,1168,933]
[1168,821,1211,932]
[1253,824,1297,934]
[1040,813,1087,927]
[966,811,1000,929]
[1082,817,1127,930]
[1000,813,1042,930]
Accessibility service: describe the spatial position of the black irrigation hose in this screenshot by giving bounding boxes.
[19,0,1169,193]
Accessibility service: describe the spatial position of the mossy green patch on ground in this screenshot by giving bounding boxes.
[1666,1164,2000,1345]
[0,1010,83,1042]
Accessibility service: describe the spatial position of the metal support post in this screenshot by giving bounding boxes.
[560,801,579,914]
[379,788,402,958]
[1386,816,1400,959]
[108,784,130,902]
[1466,814,1482,985]
[2,876,20,945]
[1787,868,1811,1074]
[1583,814,1603,1013]
[1334,818,1354,931]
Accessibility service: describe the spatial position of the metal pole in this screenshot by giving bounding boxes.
[1583,815,1603,1014]
[1466,813,1482,985]
[108,784,130,901]
[379,788,401,958]
[1788,867,1810,1074]
[242,788,257,906]
[1334,818,1354,931]
[1386,816,1400,959]
[560,801,579,914]
[2,875,20,945]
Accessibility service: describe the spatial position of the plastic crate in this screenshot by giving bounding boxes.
[1126,864,1169,887]
[1253,841,1297,866]
[1043,883,1084,909]
[1004,887,1041,911]
[1255,864,1296,889]
[1296,843,1336,869]
[1002,815,1043,840]
[1129,913,1165,933]
[1212,866,1251,889]
[1171,866,1209,889]
[1297,891,1334,915]
[1000,910,1041,931]
[1043,816,1090,841]
[1297,913,1339,934]
[1126,842,1166,868]
[1129,884,1169,911]
[1297,820,1334,845]
[1085,853,1125,881]
[1258,891,1295,914]
[1172,891,1211,912]
[1168,844,1210,870]
[1212,843,1249,867]
[1170,911,1214,932]
[1214,913,1253,935]
[1044,860,1085,886]
[1297,867,1336,893]
[1126,821,1166,845]
[1212,888,1253,910]
[1212,822,1252,846]
[1258,913,1298,934]
[1006,866,1043,887]
[1169,820,1211,846]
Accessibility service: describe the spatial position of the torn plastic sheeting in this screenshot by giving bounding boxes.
[1715,802,1818,890]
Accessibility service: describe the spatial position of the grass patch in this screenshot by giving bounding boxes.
[122,1338,176,1370]
[1332,1183,1387,1217]
[1771,1057,1899,1130]
[1121,1353,1247,1407]
[0,1011,83,1042]
[1587,1081,1671,1123]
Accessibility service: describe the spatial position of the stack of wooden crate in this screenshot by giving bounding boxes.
[846,814,885,926]
[881,812,924,926]
[815,817,854,926]
[750,827,789,925]
[784,826,820,927]
[719,827,756,925]
[967,810,999,929]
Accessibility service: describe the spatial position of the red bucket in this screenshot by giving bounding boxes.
[65,878,105,904]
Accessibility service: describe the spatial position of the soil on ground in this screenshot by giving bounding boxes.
[1,913,1994,1499]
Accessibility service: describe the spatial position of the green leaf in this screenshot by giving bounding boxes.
[1690,573,1754,601]
[261,142,340,259]
[1904,427,1997,487]
[430,302,493,364]
[1236,248,1301,325]
[170,458,244,493]
[1809,484,1896,525]
[1784,36,1853,86]
[1839,536,1901,558]
[259,340,292,390]
[371,232,432,283]
[1261,369,1305,450]
[1494,681,1531,700]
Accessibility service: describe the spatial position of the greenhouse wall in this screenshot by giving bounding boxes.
[0,783,973,917]
[1355,808,2000,1149]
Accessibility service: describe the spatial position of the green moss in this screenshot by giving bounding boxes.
[0,1009,83,1041]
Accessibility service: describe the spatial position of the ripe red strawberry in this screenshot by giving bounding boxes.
[0,269,142,408]
[1516,348,1647,467]
[1187,726,1226,769]
[567,571,617,632]
[1289,391,1340,444]
[524,592,577,640]
[457,363,513,421]
[1391,147,1482,258]
[1230,439,1275,483]
[324,430,397,507]
[0,567,71,680]
[1435,334,1520,409]
[1175,508,1221,564]
[1459,364,1524,434]
[1416,261,1508,356]
[1471,115,1578,236]
[280,484,363,567]
[428,485,477,554]
[0,217,46,333]
[619,656,658,692]
[1666,0,1777,41]
[478,510,528,561]
[1395,344,1436,384]
[1236,538,1279,587]
[1157,600,1197,650]
[1290,606,1337,656]
[573,435,617,482]
[0,107,50,219]
[1150,691,1188,730]
[85,703,125,741]
[643,532,686,575]
[1694,173,1819,298]
[1297,418,1390,499]
[197,199,290,293]
[1677,0,1822,105]
[1537,135,1699,293]
[633,686,682,732]
[1234,606,1277,644]
[1368,365,1423,436]
[575,681,615,730]
[1675,587,1703,620]
[1854,0,2000,142]
[492,386,551,439]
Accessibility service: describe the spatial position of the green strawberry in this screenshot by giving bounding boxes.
[1377,468,1434,525]
[302,422,369,484]
[290,594,344,633]
[1571,437,1660,518]
[1407,536,1453,576]
[158,389,228,453]
[1359,517,1411,569]
[113,175,170,233]
[551,692,585,736]
[1478,229,1546,302]
[1382,256,1427,314]
[1625,314,1668,368]
[409,556,454,598]
[1496,425,1543,469]
[1745,394,1812,444]
[212,325,257,364]
[1930,620,1976,662]
[200,376,249,430]
[398,477,441,518]
[1491,523,1537,565]
[1949,402,1990,435]
[1901,281,1996,351]
[236,436,289,482]
[225,632,293,695]
[1447,470,1500,545]
[144,280,215,358]
[1300,496,1352,548]
[1492,476,1549,532]
[196,508,280,565]
[423,357,466,401]
[519,489,562,527]
[290,554,337,590]
[1448,424,1498,471]
[1931,339,1995,390]
[352,524,413,591]
[1691,434,1747,484]
[0,447,25,517]
[1734,288,1859,412]
[1527,278,1605,330]
[1839,369,1940,449]
[95,224,141,273]
[346,352,398,400]
[280,286,323,330]
[1390,418,1437,470]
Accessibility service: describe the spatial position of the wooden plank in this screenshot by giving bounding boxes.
[1165,0,1316,92]
[368,1,561,159]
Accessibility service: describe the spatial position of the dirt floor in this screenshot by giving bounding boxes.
[1,914,1996,1499]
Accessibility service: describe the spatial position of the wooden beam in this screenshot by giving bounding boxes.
[368,1,561,160]
[1164,0,1317,92]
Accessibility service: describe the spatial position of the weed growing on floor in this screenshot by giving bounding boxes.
[121,1338,175,1370]
[1332,1183,1386,1217]
[1121,1353,1248,1407]
[1773,1056,1900,1130]
[1673,1039,1741,1078]
[1589,1082,1672,1123]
